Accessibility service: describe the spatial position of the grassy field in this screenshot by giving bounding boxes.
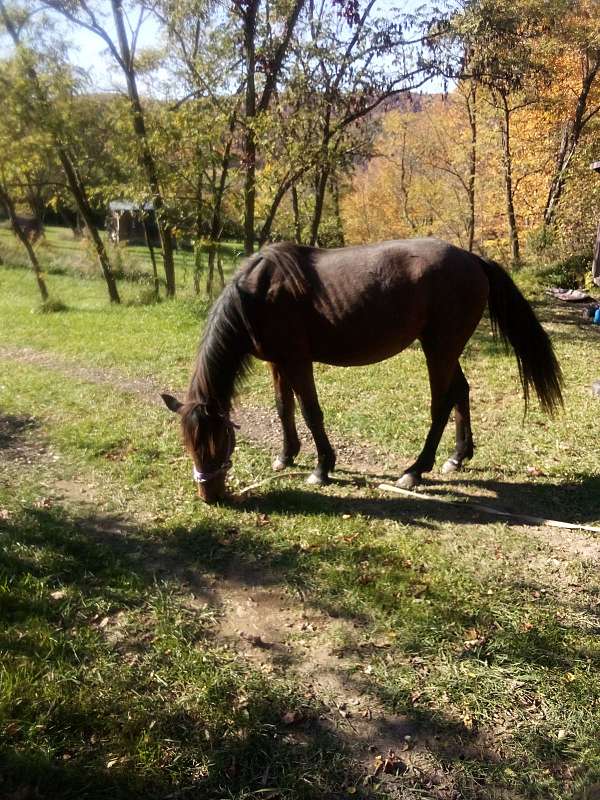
[1,227,600,799]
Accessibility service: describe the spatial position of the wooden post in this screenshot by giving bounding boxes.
[592,162,600,287]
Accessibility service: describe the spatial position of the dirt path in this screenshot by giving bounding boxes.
[0,344,405,480]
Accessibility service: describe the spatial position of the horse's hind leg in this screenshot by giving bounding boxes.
[281,361,335,485]
[270,363,301,470]
[441,365,474,474]
[398,346,464,490]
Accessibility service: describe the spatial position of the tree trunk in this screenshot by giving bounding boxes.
[310,166,329,246]
[499,93,520,266]
[207,244,216,297]
[57,148,121,303]
[592,221,600,287]
[59,205,82,239]
[544,54,600,228]
[110,0,176,296]
[466,83,477,252]
[292,185,302,243]
[242,0,258,256]
[0,183,49,302]
[207,126,234,289]
[143,217,160,299]
[258,180,291,246]
[330,175,345,247]
[193,245,204,295]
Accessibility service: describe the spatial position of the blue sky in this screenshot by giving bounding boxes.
[0,0,443,94]
[67,0,438,85]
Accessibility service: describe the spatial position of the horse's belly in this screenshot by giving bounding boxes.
[309,319,420,366]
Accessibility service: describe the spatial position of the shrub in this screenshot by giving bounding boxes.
[538,254,592,289]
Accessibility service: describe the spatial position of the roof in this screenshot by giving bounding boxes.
[108,200,154,212]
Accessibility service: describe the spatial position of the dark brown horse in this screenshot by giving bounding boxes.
[162,239,563,503]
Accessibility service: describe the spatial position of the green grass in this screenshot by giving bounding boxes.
[1,232,600,798]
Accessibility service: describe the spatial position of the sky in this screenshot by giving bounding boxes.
[1,0,443,95]
[64,0,440,91]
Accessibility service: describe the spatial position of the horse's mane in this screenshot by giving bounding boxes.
[187,280,253,413]
[186,243,312,421]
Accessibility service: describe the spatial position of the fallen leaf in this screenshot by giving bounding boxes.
[526,466,546,478]
[5,721,20,736]
[240,632,273,649]
[34,497,53,509]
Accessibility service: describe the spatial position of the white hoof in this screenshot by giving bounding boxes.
[272,456,288,471]
[306,472,324,486]
[442,458,461,474]
[397,472,419,490]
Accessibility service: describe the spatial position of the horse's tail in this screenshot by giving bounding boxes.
[478,256,564,416]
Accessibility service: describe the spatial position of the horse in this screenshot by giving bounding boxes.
[161,239,563,504]
[14,216,44,245]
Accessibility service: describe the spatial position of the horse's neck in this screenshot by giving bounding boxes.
[188,353,233,412]
[188,295,251,412]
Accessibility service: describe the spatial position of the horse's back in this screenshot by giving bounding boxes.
[239,239,489,366]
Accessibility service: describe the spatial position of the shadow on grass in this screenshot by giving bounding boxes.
[0,504,370,799]
[0,507,507,799]
[0,412,39,453]
[2,482,599,798]
[246,465,600,526]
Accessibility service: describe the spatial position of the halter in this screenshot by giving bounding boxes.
[192,417,238,484]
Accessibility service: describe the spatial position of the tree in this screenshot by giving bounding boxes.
[541,1,600,226]
[44,0,178,295]
[0,183,49,302]
[0,1,121,302]
[233,0,307,254]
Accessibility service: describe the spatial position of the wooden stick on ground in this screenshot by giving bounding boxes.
[236,471,307,496]
[376,482,600,534]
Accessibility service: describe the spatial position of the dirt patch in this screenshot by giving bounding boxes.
[0,345,163,401]
[0,413,46,463]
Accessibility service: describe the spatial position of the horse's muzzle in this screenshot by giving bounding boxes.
[196,475,228,504]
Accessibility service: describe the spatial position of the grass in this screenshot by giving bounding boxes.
[1,227,600,799]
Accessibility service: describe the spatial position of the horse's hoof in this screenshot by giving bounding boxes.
[273,456,291,471]
[397,472,420,490]
[442,458,461,474]
[306,472,326,486]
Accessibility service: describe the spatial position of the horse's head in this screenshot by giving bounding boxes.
[161,393,237,504]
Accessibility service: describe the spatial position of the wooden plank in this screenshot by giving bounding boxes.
[593,221,600,287]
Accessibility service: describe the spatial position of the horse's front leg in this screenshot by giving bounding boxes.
[283,361,335,485]
[270,362,301,471]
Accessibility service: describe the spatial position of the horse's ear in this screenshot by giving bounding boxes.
[161,393,183,414]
